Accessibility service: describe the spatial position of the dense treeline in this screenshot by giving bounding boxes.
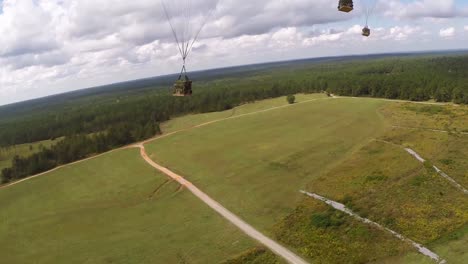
[1,55,468,148]
[1,121,159,183]
[1,55,468,183]
[1,83,310,183]
[318,56,468,103]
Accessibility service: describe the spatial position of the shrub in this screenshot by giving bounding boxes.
[311,211,345,228]
[287,94,296,104]
[410,175,428,187]
[439,159,454,166]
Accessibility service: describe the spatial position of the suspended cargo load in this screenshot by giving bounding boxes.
[161,0,219,96]
[362,27,371,37]
[338,0,354,12]
[360,0,377,37]
[173,76,193,97]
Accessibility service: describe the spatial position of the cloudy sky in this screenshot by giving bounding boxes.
[1,0,468,105]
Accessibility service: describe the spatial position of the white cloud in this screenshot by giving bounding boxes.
[1,0,468,105]
[385,26,424,41]
[464,26,468,31]
[383,0,464,19]
[0,0,59,57]
[439,27,455,38]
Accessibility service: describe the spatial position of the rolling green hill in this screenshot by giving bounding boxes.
[146,97,387,230]
[146,96,467,263]
[0,148,263,263]
[1,95,466,263]
[0,139,59,170]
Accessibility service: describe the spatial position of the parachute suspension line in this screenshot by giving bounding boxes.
[185,1,219,60]
[182,0,190,60]
[179,63,188,80]
[181,0,189,60]
[184,0,194,59]
[362,0,377,27]
[161,0,184,58]
[162,0,219,85]
[371,1,378,25]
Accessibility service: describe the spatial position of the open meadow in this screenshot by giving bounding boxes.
[147,97,387,230]
[0,139,59,170]
[0,148,265,264]
[160,93,328,134]
[1,94,466,263]
[147,96,468,263]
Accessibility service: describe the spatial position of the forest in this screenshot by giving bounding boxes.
[1,54,468,183]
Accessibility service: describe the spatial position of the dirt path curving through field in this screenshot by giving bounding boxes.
[136,144,309,264]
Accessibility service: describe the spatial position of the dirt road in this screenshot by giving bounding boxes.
[138,145,309,264]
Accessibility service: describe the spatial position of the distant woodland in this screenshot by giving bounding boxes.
[1,54,468,183]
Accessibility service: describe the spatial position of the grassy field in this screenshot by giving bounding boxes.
[380,103,468,187]
[161,93,328,134]
[276,101,468,263]
[0,148,263,263]
[307,138,468,242]
[273,197,412,263]
[147,97,387,230]
[0,139,59,170]
[147,96,468,263]
[380,102,468,133]
[379,226,468,264]
[2,95,466,263]
[300,139,467,258]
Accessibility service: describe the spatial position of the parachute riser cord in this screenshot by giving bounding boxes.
[361,0,377,28]
[178,61,188,80]
[161,0,220,62]
[161,0,220,88]
[161,0,184,58]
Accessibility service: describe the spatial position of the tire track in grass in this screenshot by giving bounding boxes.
[391,125,468,136]
[375,139,467,194]
[300,190,446,264]
[404,148,468,194]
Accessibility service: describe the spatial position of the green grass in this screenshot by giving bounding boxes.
[2,96,465,263]
[0,148,257,263]
[381,103,468,188]
[148,97,468,263]
[161,93,328,133]
[147,98,386,232]
[223,247,282,264]
[378,225,468,264]
[383,130,468,187]
[306,140,468,243]
[273,198,412,263]
[381,102,468,133]
[0,139,59,170]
